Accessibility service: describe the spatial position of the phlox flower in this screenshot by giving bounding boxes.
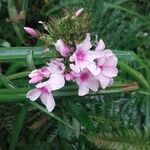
[69,33,100,76]
[75,69,99,96]
[26,73,65,112]
[75,8,84,17]
[65,71,78,81]
[47,58,65,74]
[29,67,50,84]
[24,27,38,38]
[54,39,71,57]
[94,39,118,89]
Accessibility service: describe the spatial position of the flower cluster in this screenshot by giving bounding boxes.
[26,33,118,112]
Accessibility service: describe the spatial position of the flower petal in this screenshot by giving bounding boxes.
[97,56,105,66]
[36,81,47,88]
[95,39,105,52]
[78,84,89,96]
[40,93,55,112]
[29,76,43,84]
[24,27,38,38]
[75,8,84,17]
[26,88,42,101]
[87,79,99,92]
[86,62,100,76]
[102,67,118,77]
[54,39,70,57]
[77,33,92,51]
[104,55,118,67]
[70,64,80,73]
[28,69,38,78]
[96,74,111,89]
[48,74,65,90]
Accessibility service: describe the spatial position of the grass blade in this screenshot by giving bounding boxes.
[119,61,150,89]
[10,104,28,150]
[29,101,85,136]
[0,73,15,89]
[0,83,139,102]
[7,0,24,43]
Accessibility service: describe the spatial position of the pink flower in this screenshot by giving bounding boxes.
[26,82,55,112]
[95,50,118,89]
[89,39,106,59]
[75,8,84,17]
[65,71,78,81]
[24,27,38,38]
[54,39,70,57]
[26,73,65,112]
[75,69,99,96]
[69,33,100,76]
[47,59,65,74]
[29,67,50,84]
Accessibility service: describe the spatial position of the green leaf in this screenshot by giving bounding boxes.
[5,62,25,75]
[29,101,85,136]
[0,47,137,63]
[0,47,56,63]
[104,2,150,24]
[67,102,96,132]
[0,73,15,89]
[7,0,24,43]
[119,61,150,89]
[0,39,11,47]
[0,83,139,102]
[26,50,36,70]
[6,71,30,80]
[10,104,28,150]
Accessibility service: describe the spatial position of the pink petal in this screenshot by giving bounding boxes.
[86,62,100,76]
[89,51,101,60]
[96,74,111,89]
[29,76,43,84]
[26,88,42,101]
[69,54,75,62]
[28,70,38,78]
[36,81,47,88]
[48,74,65,90]
[40,67,50,77]
[87,79,99,92]
[104,55,118,67]
[75,8,84,17]
[70,64,80,73]
[97,56,105,66]
[40,93,55,112]
[54,39,70,57]
[78,84,89,96]
[102,67,118,77]
[95,39,105,52]
[47,59,65,74]
[24,27,38,38]
[77,33,92,51]
[103,49,113,56]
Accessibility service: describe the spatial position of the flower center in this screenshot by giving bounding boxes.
[80,72,89,81]
[41,87,49,94]
[76,49,86,61]
[99,65,103,69]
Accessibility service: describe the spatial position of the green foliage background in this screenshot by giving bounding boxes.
[0,0,150,149]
